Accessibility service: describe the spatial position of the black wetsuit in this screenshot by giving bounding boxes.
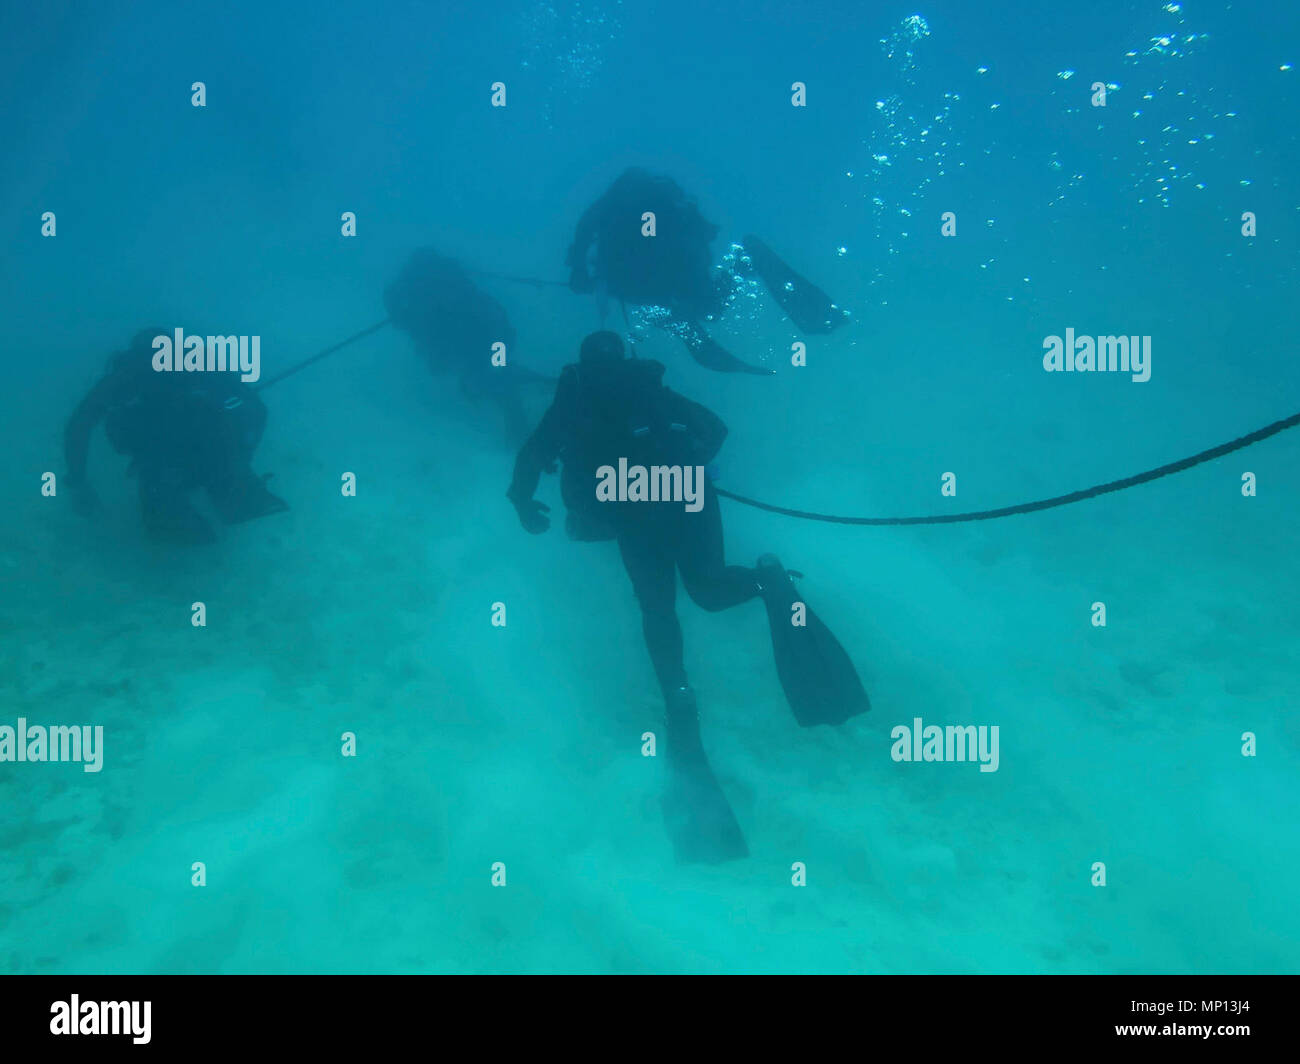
[508,356,761,697]
[384,249,529,440]
[566,169,848,374]
[567,169,724,323]
[64,340,285,541]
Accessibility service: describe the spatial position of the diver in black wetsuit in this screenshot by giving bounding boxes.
[63,329,287,543]
[384,248,535,443]
[507,331,870,864]
[565,169,851,374]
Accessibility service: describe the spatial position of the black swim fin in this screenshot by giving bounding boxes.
[660,686,748,863]
[742,235,850,335]
[756,555,870,727]
[677,320,774,376]
[207,471,289,525]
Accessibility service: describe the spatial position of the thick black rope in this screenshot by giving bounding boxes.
[254,318,1300,526]
[256,319,392,391]
[714,410,1300,525]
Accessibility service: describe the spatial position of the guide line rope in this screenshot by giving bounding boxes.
[714,410,1300,525]
[255,269,567,388]
[255,318,392,391]
[256,318,1300,525]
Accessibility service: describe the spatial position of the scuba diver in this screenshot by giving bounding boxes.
[507,331,869,863]
[384,247,545,443]
[565,169,852,375]
[63,328,288,543]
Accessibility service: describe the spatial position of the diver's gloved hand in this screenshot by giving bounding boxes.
[512,498,551,534]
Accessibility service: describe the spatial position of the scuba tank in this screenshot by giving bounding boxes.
[558,357,723,540]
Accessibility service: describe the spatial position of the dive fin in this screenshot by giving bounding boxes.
[742,235,850,335]
[661,686,748,863]
[662,762,749,864]
[677,320,774,376]
[208,472,289,525]
[756,555,870,727]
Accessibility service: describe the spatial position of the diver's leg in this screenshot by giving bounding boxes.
[617,521,687,697]
[202,395,287,524]
[620,516,748,862]
[236,391,268,451]
[678,487,762,612]
[197,403,284,522]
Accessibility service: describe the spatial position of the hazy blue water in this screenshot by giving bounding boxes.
[1,0,1297,973]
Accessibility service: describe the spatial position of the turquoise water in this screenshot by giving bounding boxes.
[1,0,1297,973]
